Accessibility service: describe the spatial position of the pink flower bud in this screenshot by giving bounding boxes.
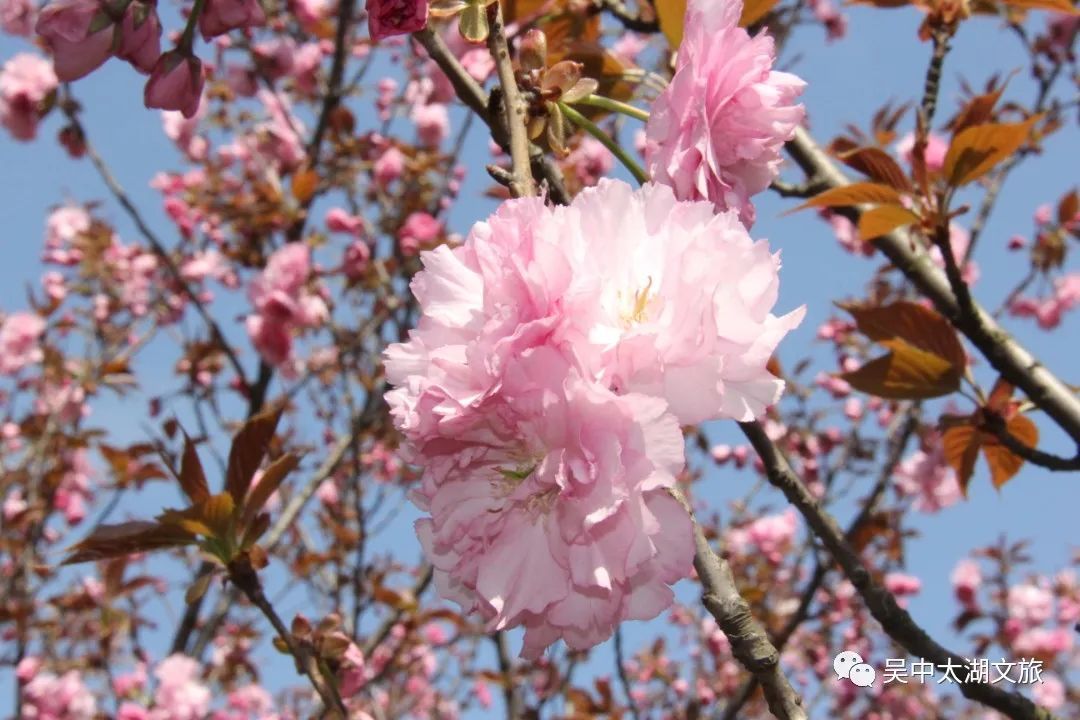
[198,0,266,41]
[143,50,203,119]
[35,0,113,81]
[116,1,161,73]
[366,0,427,41]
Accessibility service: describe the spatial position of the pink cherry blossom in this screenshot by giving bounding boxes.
[343,240,371,280]
[726,509,798,564]
[412,102,448,147]
[0,52,58,141]
[895,131,948,173]
[952,558,982,607]
[35,0,114,81]
[22,670,97,719]
[893,440,962,513]
[326,207,364,235]
[397,211,441,255]
[144,51,203,119]
[373,145,406,187]
[566,136,614,188]
[366,0,427,40]
[1033,674,1066,709]
[405,346,693,658]
[199,0,265,39]
[0,311,46,374]
[152,655,211,720]
[645,0,805,226]
[1007,582,1054,627]
[1,0,35,36]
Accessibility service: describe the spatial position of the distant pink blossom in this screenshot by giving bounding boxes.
[0,52,58,140]
[726,509,798,564]
[1009,273,1080,329]
[366,0,427,40]
[326,207,364,235]
[411,102,448,147]
[1034,674,1066,709]
[895,131,948,173]
[1,0,35,35]
[1007,582,1054,627]
[397,211,441,255]
[0,311,46,374]
[373,145,406,186]
[566,136,614,188]
[246,244,326,366]
[22,670,97,719]
[893,440,961,513]
[144,51,203,119]
[951,559,981,610]
[198,0,266,39]
[645,0,805,226]
[343,240,371,280]
[152,655,210,720]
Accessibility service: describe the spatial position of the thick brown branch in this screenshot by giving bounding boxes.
[670,489,808,720]
[738,419,1061,720]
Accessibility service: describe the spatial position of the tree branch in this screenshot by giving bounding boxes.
[738,419,1061,720]
[669,489,808,720]
[484,2,537,198]
[784,127,1080,444]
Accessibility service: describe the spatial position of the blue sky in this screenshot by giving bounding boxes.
[2,4,1078,716]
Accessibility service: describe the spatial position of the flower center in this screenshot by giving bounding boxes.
[619,276,656,328]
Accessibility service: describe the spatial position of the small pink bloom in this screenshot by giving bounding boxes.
[117,702,150,720]
[153,655,210,720]
[373,145,405,187]
[15,655,40,681]
[1033,203,1053,226]
[35,0,114,81]
[1034,674,1065,710]
[326,207,364,234]
[198,0,266,40]
[951,558,981,610]
[411,102,448,147]
[366,0,427,40]
[2,0,36,35]
[893,439,962,513]
[645,0,805,226]
[0,311,46,374]
[397,211,441,255]
[343,239,371,280]
[0,52,58,141]
[246,314,293,366]
[143,51,203,119]
[1007,582,1054,627]
[895,131,948,173]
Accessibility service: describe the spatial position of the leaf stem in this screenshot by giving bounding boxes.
[558,101,650,186]
[576,94,651,122]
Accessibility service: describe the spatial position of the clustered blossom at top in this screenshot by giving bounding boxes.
[384,180,803,656]
[645,0,806,227]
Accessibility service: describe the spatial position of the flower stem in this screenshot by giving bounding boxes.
[178,0,208,52]
[577,94,651,123]
[558,101,650,186]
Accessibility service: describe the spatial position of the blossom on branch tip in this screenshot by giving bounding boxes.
[144,51,203,119]
[645,0,805,226]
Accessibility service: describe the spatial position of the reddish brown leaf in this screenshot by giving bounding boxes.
[654,0,687,47]
[843,301,967,369]
[62,522,195,565]
[291,167,318,203]
[985,377,1016,414]
[226,405,284,505]
[794,182,904,211]
[558,41,634,103]
[944,116,1041,187]
[942,421,981,495]
[1058,189,1078,225]
[859,205,920,241]
[983,415,1038,489]
[740,0,780,26]
[241,453,299,529]
[1000,0,1079,12]
[840,344,960,399]
[836,146,912,192]
[950,87,1005,134]
[179,433,210,505]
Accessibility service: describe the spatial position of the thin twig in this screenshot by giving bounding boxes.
[669,488,808,720]
[485,2,537,198]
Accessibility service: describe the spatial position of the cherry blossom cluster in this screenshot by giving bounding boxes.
[384,179,804,656]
